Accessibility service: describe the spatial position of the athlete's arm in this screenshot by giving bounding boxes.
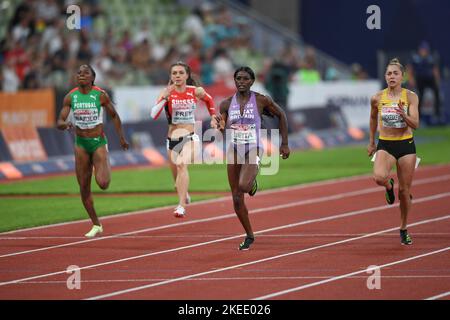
[150,97,167,120]
[259,95,290,159]
[152,82,175,120]
[367,93,380,157]
[397,91,419,130]
[100,91,129,150]
[213,98,230,131]
[195,87,215,116]
[57,94,73,130]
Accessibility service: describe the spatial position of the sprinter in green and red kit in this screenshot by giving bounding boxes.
[57,65,129,237]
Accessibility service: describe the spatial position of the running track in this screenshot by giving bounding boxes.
[0,165,449,300]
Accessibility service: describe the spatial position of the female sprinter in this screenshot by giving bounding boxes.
[57,65,129,237]
[214,66,290,250]
[151,61,216,217]
[367,58,419,245]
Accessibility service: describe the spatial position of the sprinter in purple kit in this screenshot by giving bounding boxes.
[213,66,290,250]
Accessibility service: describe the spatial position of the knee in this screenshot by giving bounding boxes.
[239,181,252,193]
[373,173,388,186]
[176,164,187,173]
[398,187,410,199]
[232,193,243,210]
[97,179,110,190]
[79,187,91,200]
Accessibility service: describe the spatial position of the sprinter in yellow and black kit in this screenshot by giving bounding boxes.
[367,58,420,245]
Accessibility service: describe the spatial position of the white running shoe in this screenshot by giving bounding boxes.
[174,205,186,218]
[85,224,103,238]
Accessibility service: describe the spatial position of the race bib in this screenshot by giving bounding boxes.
[172,109,195,124]
[231,124,257,145]
[73,109,100,129]
[381,103,407,128]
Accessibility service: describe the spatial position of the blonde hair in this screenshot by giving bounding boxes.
[386,58,405,74]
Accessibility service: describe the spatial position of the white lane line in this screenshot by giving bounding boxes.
[253,247,450,300]
[425,291,450,300]
[11,275,450,285]
[2,174,449,259]
[3,164,448,235]
[86,215,450,300]
[2,232,450,240]
[1,192,450,289]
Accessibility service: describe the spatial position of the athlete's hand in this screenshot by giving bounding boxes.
[211,114,224,130]
[120,137,129,151]
[280,144,290,159]
[367,142,376,157]
[394,100,407,118]
[162,80,175,100]
[65,121,73,131]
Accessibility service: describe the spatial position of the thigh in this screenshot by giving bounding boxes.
[239,163,258,187]
[373,149,396,176]
[74,146,93,187]
[227,163,242,193]
[92,145,110,181]
[177,139,199,165]
[396,154,416,189]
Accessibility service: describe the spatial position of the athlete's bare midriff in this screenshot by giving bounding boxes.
[76,124,104,138]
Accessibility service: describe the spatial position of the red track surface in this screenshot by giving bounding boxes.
[0,165,449,300]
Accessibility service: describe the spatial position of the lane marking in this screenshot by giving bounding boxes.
[86,215,450,300]
[1,193,450,289]
[3,164,448,235]
[425,291,450,300]
[2,175,449,259]
[253,247,450,300]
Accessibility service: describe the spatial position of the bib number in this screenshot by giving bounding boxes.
[231,124,257,145]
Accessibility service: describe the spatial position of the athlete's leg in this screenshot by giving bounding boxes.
[75,146,100,226]
[173,140,197,207]
[373,150,396,188]
[227,152,254,238]
[92,145,110,190]
[396,154,416,230]
[167,150,178,189]
[239,163,258,193]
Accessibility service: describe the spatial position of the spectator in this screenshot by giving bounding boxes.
[2,59,20,92]
[297,47,321,84]
[182,6,205,41]
[407,41,442,122]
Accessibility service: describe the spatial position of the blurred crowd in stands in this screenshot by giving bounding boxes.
[2,0,436,95]
[0,0,368,93]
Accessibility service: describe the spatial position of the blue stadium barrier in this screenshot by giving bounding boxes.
[0,132,13,162]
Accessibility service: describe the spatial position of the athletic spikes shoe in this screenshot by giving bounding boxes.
[174,205,186,218]
[248,179,258,196]
[85,224,103,238]
[400,229,413,245]
[239,236,255,250]
[385,178,395,205]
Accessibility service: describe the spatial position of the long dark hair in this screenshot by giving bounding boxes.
[234,66,255,80]
[169,61,197,86]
